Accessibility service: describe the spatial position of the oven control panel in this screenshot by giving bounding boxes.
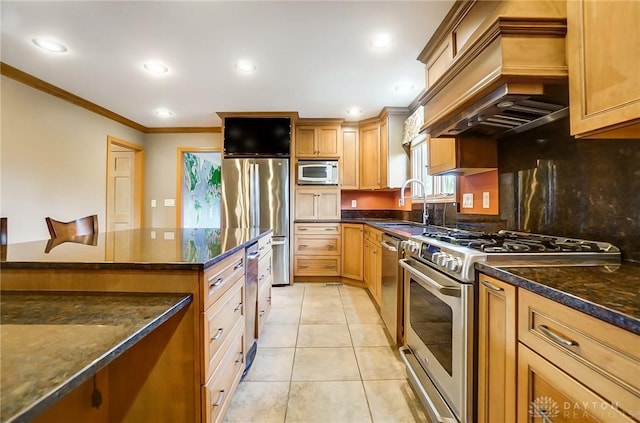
[411,239,486,282]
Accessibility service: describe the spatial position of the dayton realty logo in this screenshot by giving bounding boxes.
[529,396,560,419]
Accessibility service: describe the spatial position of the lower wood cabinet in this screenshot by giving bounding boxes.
[477,275,517,423]
[341,223,363,281]
[202,324,244,423]
[477,272,640,423]
[293,223,341,277]
[363,226,382,304]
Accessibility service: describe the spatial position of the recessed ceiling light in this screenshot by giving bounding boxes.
[235,60,257,73]
[394,82,415,92]
[370,33,392,49]
[346,107,362,116]
[32,38,68,53]
[155,109,173,118]
[143,62,169,74]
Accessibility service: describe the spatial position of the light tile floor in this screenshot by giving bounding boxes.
[224,283,429,423]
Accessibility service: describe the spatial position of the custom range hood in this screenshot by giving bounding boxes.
[418,0,569,139]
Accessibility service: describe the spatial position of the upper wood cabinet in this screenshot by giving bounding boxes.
[567,0,640,138]
[355,109,410,190]
[340,126,359,189]
[427,136,496,176]
[359,122,382,189]
[296,124,342,158]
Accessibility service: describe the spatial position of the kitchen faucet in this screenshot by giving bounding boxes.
[399,179,429,226]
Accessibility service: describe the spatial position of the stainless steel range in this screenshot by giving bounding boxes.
[399,227,621,423]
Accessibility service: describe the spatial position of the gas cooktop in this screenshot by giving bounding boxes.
[402,226,621,283]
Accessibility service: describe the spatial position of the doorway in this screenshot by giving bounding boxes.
[106,136,144,231]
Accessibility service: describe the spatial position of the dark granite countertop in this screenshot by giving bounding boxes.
[0,291,192,422]
[476,262,640,335]
[1,227,272,271]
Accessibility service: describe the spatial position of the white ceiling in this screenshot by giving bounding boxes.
[1,1,454,128]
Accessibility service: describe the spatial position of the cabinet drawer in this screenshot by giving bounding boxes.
[294,236,341,256]
[202,326,244,423]
[364,226,382,243]
[294,223,340,235]
[294,256,341,276]
[202,250,244,310]
[519,290,640,416]
[258,235,272,260]
[257,279,272,337]
[202,278,244,381]
[258,252,272,285]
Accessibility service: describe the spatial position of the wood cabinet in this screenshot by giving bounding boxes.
[296,124,341,158]
[359,122,381,189]
[256,235,272,337]
[341,223,363,281]
[340,125,359,189]
[363,226,382,304]
[427,136,497,176]
[518,289,640,420]
[201,249,246,423]
[567,0,640,138]
[294,187,341,220]
[477,271,640,422]
[293,223,341,277]
[477,275,517,423]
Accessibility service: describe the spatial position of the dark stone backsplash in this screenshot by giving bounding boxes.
[497,118,640,262]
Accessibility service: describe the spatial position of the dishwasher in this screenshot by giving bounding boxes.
[380,233,401,345]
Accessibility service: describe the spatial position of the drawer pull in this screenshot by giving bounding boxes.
[299,244,308,248]
[324,265,335,269]
[299,264,309,269]
[211,328,224,341]
[259,310,266,317]
[209,277,224,288]
[234,262,244,270]
[212,390,226,407]
[247,252,260,260]
[299,228,308,231]
[324,227,335,231]
[481,280,504,292]
[235,353,244,364]
[259,275,266,281]
[538,324,579,347]
[234,302,243,312]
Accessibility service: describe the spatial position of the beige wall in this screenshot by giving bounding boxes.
[0,76,145,243]
[144,133,221,228]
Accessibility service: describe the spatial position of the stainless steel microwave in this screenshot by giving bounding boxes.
[297,160,339,185]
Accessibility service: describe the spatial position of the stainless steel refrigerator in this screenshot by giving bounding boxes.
[221,158,290,285]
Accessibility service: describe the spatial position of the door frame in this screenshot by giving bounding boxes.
[106,135,144,231]
[176,147,222,228]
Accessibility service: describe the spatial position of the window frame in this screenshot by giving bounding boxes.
[409,135,457,204]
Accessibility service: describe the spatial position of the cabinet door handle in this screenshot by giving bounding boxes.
[234,302,243,312]
[538,324,579,347]
[259,275,266,281]
[208,277,224,288]
[234,262,244,270]
[235,352,244,364]
[212,390,226,407]
[481,280,504,292]
[211,328,224,341]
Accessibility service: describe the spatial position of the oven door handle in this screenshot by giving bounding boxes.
[399,259,461,297]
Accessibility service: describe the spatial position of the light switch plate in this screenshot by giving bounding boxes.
[151,199,157,208]
[351,200,357,208]
[163,231,175,240]
[483,192,490,208]
[164,198,175,207]
[462,193,474,208]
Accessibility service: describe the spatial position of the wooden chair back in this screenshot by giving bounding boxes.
[45,214,98,238]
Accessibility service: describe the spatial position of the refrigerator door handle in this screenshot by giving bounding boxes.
[253,163,260,228]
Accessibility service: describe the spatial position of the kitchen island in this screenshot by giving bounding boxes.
[0,291,192,422]
[0,227,272,423]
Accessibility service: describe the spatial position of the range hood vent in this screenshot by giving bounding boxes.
[429,83,569,138]
[418,6,569,139]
